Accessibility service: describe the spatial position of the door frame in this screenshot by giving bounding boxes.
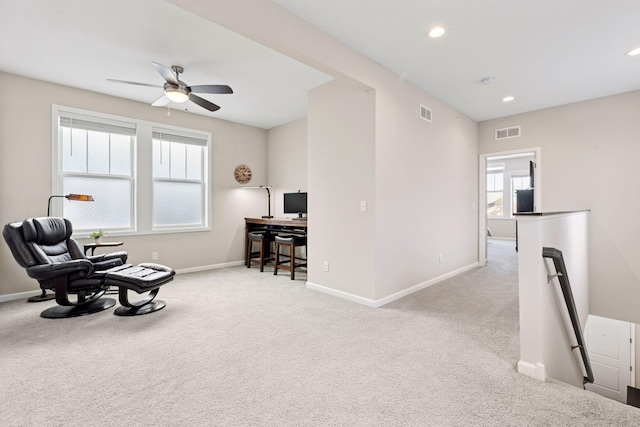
[479,147,542,265]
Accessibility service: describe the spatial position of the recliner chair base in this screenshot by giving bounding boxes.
[28,290,56,302]
[114,300,166,316]
[41,298,116,319]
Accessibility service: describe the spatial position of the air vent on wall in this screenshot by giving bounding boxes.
[420,104,432,122]
[495,125,521,140]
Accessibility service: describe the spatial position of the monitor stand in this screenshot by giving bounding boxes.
[292,213,307,221]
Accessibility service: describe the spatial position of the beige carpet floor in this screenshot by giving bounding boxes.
[1,239,639,426]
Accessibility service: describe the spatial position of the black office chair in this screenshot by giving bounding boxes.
[2,217,129,318]
[4,217,176,318]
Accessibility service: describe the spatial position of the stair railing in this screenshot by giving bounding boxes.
[542,247,594,386]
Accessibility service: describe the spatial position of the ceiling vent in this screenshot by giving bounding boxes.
[495,125,521,140]
[419,105,432,122]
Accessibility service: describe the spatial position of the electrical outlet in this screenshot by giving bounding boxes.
[360,201,367,212]
[152,252,158,261]
[323,261,330,272]
[439,253,443,263]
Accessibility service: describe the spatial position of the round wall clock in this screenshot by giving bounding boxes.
[234,164,252,184]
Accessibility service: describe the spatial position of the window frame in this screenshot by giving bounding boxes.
[51,105,211,237]
[486,164,505,218]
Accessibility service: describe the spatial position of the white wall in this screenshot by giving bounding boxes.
[307,79,377,300]
[171,0,480,305]
[267,117,307,218]
[479,90,640,324]
[374,79,479,300]
[0,72,267,297]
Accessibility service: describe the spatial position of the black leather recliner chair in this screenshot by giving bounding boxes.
[3,217,174,318]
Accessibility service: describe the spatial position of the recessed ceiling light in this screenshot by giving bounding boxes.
[502,96,515,102]
[428,27,445,38]
[626,47,640,56]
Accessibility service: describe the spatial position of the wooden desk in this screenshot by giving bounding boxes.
[83,241,124,256]
[244,218,307,266]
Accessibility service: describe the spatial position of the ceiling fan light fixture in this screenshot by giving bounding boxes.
[165,87,189,103]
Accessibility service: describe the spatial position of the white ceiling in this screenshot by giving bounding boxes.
[272,0,640,121]
[2,0,639,128]
[0,0,332,129]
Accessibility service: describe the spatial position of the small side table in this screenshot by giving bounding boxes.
[83,241,124,256]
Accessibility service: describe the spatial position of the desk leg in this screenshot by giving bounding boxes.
[244,226,249,267]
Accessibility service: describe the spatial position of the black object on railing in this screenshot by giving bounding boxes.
[542,247,594,386]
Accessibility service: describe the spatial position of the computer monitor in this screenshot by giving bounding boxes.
[283,192,307,218]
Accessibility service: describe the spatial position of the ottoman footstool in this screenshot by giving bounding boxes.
[105,263,175,316]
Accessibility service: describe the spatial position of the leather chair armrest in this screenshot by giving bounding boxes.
[26,259,94,280]
[87,251,128,264]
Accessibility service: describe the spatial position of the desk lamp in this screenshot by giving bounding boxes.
[242,185,273,218]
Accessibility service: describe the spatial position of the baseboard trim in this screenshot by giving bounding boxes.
[374,262,481,307]
[176,260,245,274]
[517,360,546,382]
[307,261,480,308]
[0,290,42,303]
[305,282,379,307]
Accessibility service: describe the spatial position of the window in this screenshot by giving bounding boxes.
[487,165,504,217]
[58,115,135,231]
[511,175,531,216]
[52,106,210,235]
[152,130,207,229]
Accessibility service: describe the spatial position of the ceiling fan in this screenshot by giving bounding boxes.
[107,62,233,112]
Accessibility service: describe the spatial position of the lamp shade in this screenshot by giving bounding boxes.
[66,194,94,202]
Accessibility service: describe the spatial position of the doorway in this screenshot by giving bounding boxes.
[478,147,541,265]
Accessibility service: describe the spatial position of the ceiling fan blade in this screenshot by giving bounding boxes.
[189,94,221,112]
[152,62,179,86]
[189,84,233,94]
[106,79,163,88]
[151,95,170,107]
